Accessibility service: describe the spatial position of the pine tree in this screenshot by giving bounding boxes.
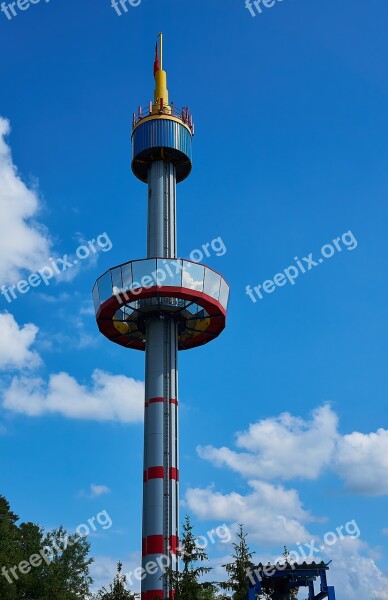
[282,547,298,600]
[95,561,138,599]
[220,525,255,600]
[168,515,216,600]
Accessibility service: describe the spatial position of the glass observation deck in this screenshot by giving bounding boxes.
[93,258,229,351]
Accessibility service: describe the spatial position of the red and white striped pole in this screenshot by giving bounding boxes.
[142,160,179,600]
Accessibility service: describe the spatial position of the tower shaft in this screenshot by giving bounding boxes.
[147,161,177,258]
[143,160,179,599]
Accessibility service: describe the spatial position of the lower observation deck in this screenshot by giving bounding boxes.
[93,259,229,351]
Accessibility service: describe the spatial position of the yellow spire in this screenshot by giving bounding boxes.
[153,33,171,114]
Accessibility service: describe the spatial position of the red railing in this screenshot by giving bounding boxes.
[132,102,194,134]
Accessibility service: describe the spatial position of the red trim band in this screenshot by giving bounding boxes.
[142,590,164,600]
[149,397,164,404]
[144,467,179,481]
[169,535,180,555]
[145,398,179,407]
[142,535,180,557]
[144,467,164,481]
[169,467,179,481]
[143,535,164,556]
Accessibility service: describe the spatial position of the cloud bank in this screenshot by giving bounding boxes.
[3,369,144,423]
[197,405,388,496]
[0,117,51,285]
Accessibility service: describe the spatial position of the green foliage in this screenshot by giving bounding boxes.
[41,526,93,599]
[0,496,20,600]
[282,547,298,600]
[220,525,255,600]
[198,584,222,600]
[0,494,93,600]
[256,547,299,600]
[94,561,138,599]
[168,515,217,600]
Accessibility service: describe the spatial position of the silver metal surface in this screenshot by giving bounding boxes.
[147,160,177,258]
[143,158,179,597]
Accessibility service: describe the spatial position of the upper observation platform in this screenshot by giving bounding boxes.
[131,33,194,183]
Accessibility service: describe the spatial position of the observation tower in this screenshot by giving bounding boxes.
[93,34,229,599]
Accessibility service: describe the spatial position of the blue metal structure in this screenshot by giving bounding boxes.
[132,115,193,183]
[245,561,336,600]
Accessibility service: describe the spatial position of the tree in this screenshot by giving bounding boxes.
[257,547,299,600]
[168,515,216,600]
[17,521,47,599]
[0,495,94,600]
[42,526,93,599]
[0,496,21,600]
[199,585,221,600]
[281,547,298,600]
[220,525,255,600]
[95,561,137,599]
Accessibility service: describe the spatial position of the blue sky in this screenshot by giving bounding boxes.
[0,0,387,596]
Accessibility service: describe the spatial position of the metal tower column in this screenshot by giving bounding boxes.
[143,159,179,598]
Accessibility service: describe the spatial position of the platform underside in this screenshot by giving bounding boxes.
[96,288,226,351]
[132,146,192,183]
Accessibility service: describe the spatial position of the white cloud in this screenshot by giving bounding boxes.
[37,319,97,352]
[88,531,388,600]
[90,552,142,593]
[188,406,388,599]
[77,483,111,499]
[184,480,314,546]
[90,555,119,593]
[198,405,338,481]
[320,537,388,600]
[90,484,111,497]
[0,312,41,370]
[334,430,388,496]
[36,294,98,351]
[0,117,51,285]
[245,537,388,600]
[2,369,144,423]
[197,405,388,496]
